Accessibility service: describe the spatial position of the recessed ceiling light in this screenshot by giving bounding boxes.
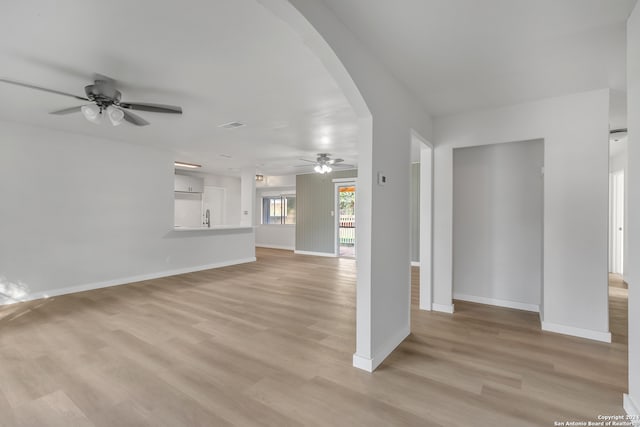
[174,161,201,169]
[218,121,245,129]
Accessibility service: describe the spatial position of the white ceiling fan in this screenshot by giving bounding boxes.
[296,153,354,174]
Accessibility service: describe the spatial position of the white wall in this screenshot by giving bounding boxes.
[240,169,256,227]
[256,224,296,250]
[625,1,640,418]
[452,140,543,312]
[255,181,296,250]
[434,89,610,341]
[261,0,433,371]
[256,174,296,188]
[0,121,255,304]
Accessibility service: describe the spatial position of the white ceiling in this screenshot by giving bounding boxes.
[1,1,635,176]
[0,0,359,176]
[323,0,636,126]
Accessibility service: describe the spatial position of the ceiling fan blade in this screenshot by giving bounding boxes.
[327,158,344,164]
[334,163,355,168]
[119,102,182,114]
[298,158,317,164]
[49,106,83,115]
[0,78,89,101]
[122,110,150,126]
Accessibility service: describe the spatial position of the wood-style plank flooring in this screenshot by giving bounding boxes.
[0,248,628,426]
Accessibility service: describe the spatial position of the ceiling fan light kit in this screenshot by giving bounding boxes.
[80,104,125,126]
[300,153,351,174]
[80,104,101,124]
[314,164,332,174]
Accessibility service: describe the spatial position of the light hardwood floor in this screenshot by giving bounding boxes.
[0,248,628,426]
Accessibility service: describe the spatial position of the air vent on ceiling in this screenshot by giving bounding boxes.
[218,121,245,129]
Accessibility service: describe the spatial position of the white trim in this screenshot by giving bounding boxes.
[415,133,433,312]
[410,261,420,267]
[256,244,294,251]
[352,353,374,372]
[332,177,357,183]
[624,394,640,425]
[541,321,612,343]
[294,250,337,258]
[0,257,256,306]
[453,293,539,312]
[352,326,410,372]
[432,303,455,314]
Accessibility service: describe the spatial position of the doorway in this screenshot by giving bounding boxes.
[335,183,356,258]
[452,139,544,312]
[411,132,434,311]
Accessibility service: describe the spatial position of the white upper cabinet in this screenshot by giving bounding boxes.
[189,176,204,193]
[175,173,204,193]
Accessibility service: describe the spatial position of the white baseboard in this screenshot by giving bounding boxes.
[294,250,337,258]
[624,394,640,425]
[410,261,420,267]
[453,293,539,312]
[0,257,257,306]
[541,321,612,343]
[353,326,410,372]
[352,353,374,372]
[256,244,294,251]
[432,303,455,314]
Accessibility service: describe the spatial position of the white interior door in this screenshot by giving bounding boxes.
[202,186,226,226]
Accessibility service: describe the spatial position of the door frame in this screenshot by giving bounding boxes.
[411,130,434,311]
[609,170,624,275]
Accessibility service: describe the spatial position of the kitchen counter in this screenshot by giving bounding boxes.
[173,225,253,231]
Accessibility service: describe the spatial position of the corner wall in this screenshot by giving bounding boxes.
[625,1,640,417]
[434,89,610,341]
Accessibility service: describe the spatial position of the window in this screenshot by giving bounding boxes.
[262,195,296,224]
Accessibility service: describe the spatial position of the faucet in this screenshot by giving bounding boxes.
[205,209,211,228]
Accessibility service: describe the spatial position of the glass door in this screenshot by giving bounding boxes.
[337,185,356,258]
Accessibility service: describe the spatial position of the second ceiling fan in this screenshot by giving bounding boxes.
[297,153,354,174]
